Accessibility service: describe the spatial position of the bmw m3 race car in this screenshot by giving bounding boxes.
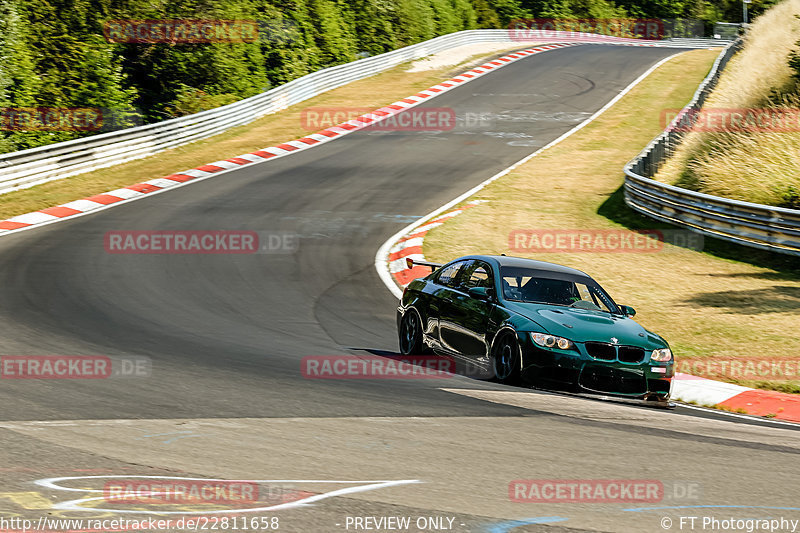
[397,255,674,403]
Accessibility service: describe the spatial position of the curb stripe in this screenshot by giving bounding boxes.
[673,372,799,422]
[718,390,800,422]
[164,174,194,183]
[196,165,225,172]
[276,143,299,151]
[385,202,479,289]
[7,212,57,224]
[388,245,423,262]
[0,221,28,230]
[40,206,83,217]
[84,194,124,205]
[125,184,160,193]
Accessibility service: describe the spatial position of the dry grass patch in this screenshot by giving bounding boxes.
[655,0,800,207]
[0,44,529,220]
[423,48,800,390]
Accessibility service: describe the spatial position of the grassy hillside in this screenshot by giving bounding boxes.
[655,0,800,208]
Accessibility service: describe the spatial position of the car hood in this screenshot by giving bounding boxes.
[504,301,664,347]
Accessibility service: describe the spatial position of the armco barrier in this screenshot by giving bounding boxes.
[0,30,727,195]
[623,39,800,256]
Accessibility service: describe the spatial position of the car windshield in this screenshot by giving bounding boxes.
[499,266,618,313]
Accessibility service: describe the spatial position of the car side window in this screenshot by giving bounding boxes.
[462,262,493,290]
[435,260,468,288]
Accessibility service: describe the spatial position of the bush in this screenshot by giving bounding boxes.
[164,85,240,118]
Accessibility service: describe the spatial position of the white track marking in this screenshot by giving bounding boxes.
[675,403,800,427]
[35,475,421,514]
[672,373,752,405]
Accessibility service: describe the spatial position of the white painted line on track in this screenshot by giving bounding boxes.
[676,403,800,427]
[35,475,421,514]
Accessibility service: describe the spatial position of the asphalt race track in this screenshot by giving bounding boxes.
[0,45,798,532]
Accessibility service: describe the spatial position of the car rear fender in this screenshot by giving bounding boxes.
[400,304,437,344]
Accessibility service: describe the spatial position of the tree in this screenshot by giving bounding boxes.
[307,0,358,66]
[0,0,41,151]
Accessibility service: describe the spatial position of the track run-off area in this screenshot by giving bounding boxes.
[0,44,797,533]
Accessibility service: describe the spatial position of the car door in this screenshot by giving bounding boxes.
[438,260,495,357]
[427,260,470,351]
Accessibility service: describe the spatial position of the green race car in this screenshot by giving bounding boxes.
[397,255,674,403]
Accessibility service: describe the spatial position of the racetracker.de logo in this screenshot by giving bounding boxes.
[676,358,800,381]
[662,108,800,133]
[103,480,259,505]
[301,355,460,379]
[508,18,664,41]
[300,107,456,132]
[509,479,663,503]
[104,231,298,254]
[509,229,704,253]
[0,355,150,379]
[0,107,139,132]
[102,19,258,44]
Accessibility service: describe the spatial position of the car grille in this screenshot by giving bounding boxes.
[585,342,616,360]
[580,366,647,395]
[585,342,645,364]
[618,346,645,363]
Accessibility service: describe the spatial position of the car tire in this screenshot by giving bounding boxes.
[492,331,521,385]
[399,309,425,355]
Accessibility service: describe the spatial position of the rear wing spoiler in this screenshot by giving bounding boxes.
[406,258,442,271]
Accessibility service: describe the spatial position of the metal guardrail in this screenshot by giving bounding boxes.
[0,30,728,195]
[623,39,800,257]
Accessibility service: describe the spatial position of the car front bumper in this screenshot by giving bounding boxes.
[519,337,673,400]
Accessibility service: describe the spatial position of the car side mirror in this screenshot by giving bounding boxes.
[620,305,636,317]
[468,286,494,300]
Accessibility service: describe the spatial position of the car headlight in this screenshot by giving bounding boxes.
[531,332,574,350]
[651,348,672,362]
